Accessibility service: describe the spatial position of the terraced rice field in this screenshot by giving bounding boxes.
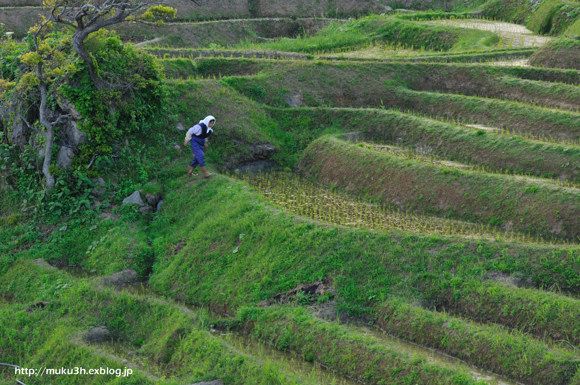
[1,3,578,385]
[425,19,553,48]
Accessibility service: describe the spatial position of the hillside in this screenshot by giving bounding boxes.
[0,1,579,385]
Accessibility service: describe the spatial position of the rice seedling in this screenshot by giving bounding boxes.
[239,172,565,245]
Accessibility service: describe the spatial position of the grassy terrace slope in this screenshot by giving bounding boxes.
[0,260,358,385]
[267,107,580,182]
[2,3,579,385]
[224,62,580,142]
[299,136,579,240]
[113,18,336,48]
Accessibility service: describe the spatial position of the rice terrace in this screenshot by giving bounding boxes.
[0,0,579,384]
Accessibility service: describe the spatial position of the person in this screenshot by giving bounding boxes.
[183,115,215,178]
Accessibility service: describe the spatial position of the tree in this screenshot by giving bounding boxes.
[19,18,74,189]
[12,1,178,189]
[45,0,177,89]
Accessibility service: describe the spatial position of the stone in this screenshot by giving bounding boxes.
[234,160,277,174]
[285,93,303,107]
[122,191,145,206]
[84,326,111,343]
[10,117,28,148]
[145,193,162,207]
[64,121,86,147]
[57,145,75,169]
[91,177,106,197]
[32,259,56,270]
[251,143,276,159]
[139,205,153,214]
[101,269,139,289]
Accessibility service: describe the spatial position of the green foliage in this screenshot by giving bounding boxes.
[426,278,580,345]
[60,30,168,157]
[0,260,325,385]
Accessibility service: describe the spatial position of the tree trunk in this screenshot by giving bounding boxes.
[72,30,104,89]
[38,81,55,190]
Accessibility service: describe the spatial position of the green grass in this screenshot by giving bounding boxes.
[481,0,580,37]
[147,175,578,316]
[425,278,580,345]
[222,62,580,142]
[235,305,486,385]
[375,298,578,385]
[236,15,500,53]
[299,136,579,241]
[267,106,580,182]
[0,260,329,385]
[530,37,580,70]
[243,172,548,243]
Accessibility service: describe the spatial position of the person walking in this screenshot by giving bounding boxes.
[183,115,215,178]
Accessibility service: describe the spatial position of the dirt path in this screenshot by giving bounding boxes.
[425,19,552,48]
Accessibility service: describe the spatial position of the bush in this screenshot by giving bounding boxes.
[60,30,168,158]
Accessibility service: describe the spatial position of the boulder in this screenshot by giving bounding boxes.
[101,269,139,289]
[285,93,303,107]
[56,145,75,169]
[145,193,162,207]
[91,177,106,198]
[122,191,145,206]
[234,160,277,174]
[64,121,86,147]
[251,143,276,159]
[84,326,111,343]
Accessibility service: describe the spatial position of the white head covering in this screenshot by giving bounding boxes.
[200,115,216,128]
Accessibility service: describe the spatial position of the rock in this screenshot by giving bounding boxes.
[176,122,185,131]
[156,199,164,212]
[64,121,86,147]
[189,381,224,385]
[32,259,56,270]
[251,143,276,159]
[145,193,162,207]
[122,191,145,206]
[285,93,303,107]
[100,212,119,221]
[486,271,532,288]
[234,160,277,174]
[101,269,139,289]
[26,301,49,312]
[10,116,29,149]
[56,145,75,169]
[57,97,82,120]
[139,205,153,214]
[84,326,111,343]
[91,177,106,197]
